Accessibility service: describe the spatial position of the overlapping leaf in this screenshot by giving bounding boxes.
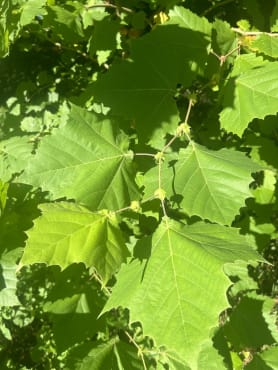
[0,136,34,182]
[245,347,278,369]
[93,6,211,144]
[224,293,278,351]
[220,55,278,136]
[143,142,260,225]
[251,34,278,58]
[103,219,261,369]
[64,338,143,370]
[20,202,129,283]
[20,105,140,210]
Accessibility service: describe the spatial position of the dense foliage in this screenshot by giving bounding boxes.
[0,0,278,369]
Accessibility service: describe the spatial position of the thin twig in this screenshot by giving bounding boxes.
[91,271,111,296]
[210,45,240,66]
[184,98,193,124]
[232,28,278,37]
[124,331,147,370]
[134,153,156,157]
[85,3,133,14]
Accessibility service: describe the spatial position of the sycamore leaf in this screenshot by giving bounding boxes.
[44,291,104,352]
[93,6,211,145]
[19,105,140,210]
[0,0,11,58]
[220,55,278,136]
[64,338,144,370]
[143,142,260,225]
[224,293,278,351]
[43,5,84,42]
[103,219,262,369]
[0,136,34,182]
[20,202,129,284]
[251,34,278,58]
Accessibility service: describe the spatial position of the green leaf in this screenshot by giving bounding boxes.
[65,338,144,370]
[0,136,34,182]
[88,16,120,55]
[242,0,266,30]
[20,202,129,284]
[143,142,260,225]
[220,55,278,136]
[224,261,258,297]
[224,293,278,351]
[0,0,11,58]
[0,249,21,306]
[245,346,278,370]
[20,0,47,26]
[102,219,261,368]
[43,5,84,43]
[20,105,140,210]
[93,6,211,145]
[270,1,278,32]
[251,34,278,58]
[44,292,104,352]
[251,170,276,204]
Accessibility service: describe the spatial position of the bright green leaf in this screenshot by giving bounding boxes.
[20,202,129,283]
[220,55,278,136]
[20,105,140,210]
[143,142,260,225]
[251,34,278,58]
[64,338,144,370]
[20,0,47,26]
[0,136,34,182]
[0,249,21,306]
[103,219,261,368]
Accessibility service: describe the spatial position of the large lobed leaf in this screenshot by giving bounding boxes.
[143,142,260,225]
[93,6,211,145]
[20,202,129,283]
[103,219,262,369]
[220,55,278,137]
[20,105,140,210]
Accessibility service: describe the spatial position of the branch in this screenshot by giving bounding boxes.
[85,3,133,14]
[124,331,148,370]
[232,28,278,37]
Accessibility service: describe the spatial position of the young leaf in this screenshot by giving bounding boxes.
[143,142,261,225]
[20,202,129,284]
[102,219,262,368]
[220,56,278,136]
[20,105,140,210]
